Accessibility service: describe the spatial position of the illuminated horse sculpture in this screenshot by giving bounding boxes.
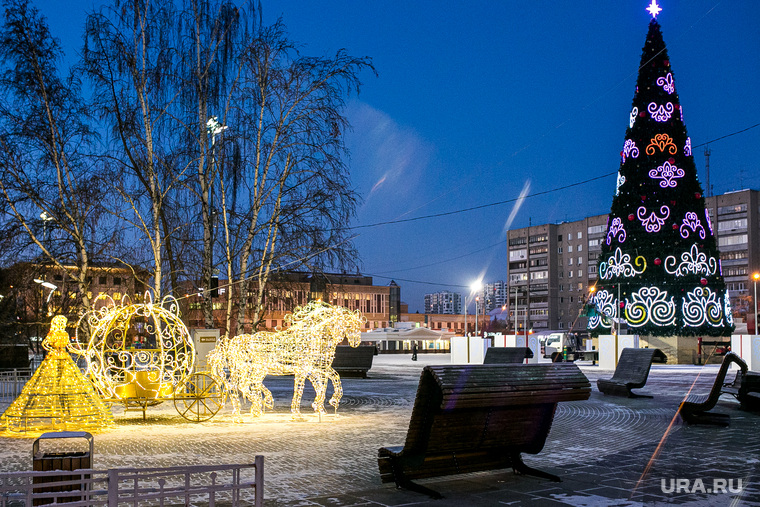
[208,301,365,420]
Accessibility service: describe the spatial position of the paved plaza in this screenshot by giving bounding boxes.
[2,353,760,505]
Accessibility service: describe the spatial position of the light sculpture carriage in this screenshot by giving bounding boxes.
[75,294,224,422]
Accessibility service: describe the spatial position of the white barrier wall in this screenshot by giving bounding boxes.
[450,336,488,364]
[731,335,760,371]
[527,335,540,364]
[599,335,639,370]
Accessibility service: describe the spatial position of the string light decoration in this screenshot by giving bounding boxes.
[208,300,366,421]
[75,293,195,402]
[0,316,114,434]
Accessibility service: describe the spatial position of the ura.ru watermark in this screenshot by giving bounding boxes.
[661,478,743,494]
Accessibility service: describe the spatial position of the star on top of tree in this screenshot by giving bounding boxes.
[647,0,662,18]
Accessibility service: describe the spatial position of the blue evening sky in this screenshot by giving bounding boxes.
[41,1,760,313]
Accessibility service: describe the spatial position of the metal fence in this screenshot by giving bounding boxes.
[0,459,263,507]
[0,369,32,399]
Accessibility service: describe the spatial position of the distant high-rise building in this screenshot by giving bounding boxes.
[480,281,508,313]
[424,290,462,315]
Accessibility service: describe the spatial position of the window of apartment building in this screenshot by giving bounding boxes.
[718,218,747,231]
[577,245,582,252]
[588,239,600,247]
[718,204,747,215]
[568,257,573,266]
[570,297,574,303]
[588,265,597,274]
[113,277,122,286]
[578,283,583,291]
[510,273,528,283]
[568,271,573,278]
[558,322,564,329]
[557,234,563,242]
[718,234,748,247]
[568,233,572,240]
[509,261,527,270]
[568,245,573,253]
[54,274,63,282]
[560,297,564,303]
[529,245,548,255]
[530,271,548,281]
[559,271,564,278]
[577,256,583,265]
[578,270,583,277]
[509,249,527,261]
[99,276,107,285]
[529,234,548,243]
[558,259,563,266]
[559,284,564,292]
[588,252,599,261]
[530,258,548,267]
[588,224,606,235]
[558,246,563,253]
[577,231,583,239]
[725,267,748,277]
[720,250,748,261]
[508,236,527,246]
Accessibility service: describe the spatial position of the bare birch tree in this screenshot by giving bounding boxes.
[0,0,111,317]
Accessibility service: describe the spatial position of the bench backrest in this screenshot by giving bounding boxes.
[483,347,534,364]
[699,352,747,408]
[400,364,590,460]
[331,345,376,370]
[609,348,657,387]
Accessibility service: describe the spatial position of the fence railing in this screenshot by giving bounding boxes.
[0,369,32,399]
[0,459,263,507]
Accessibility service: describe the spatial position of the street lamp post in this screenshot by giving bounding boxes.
[753,272,760,335]
[474,296,479,338]
[34,279,58,316]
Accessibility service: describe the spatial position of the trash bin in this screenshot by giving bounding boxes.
[32,431,93,505]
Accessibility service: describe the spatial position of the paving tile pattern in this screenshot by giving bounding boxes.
[2,356,760,505]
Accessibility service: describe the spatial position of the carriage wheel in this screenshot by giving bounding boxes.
[173,372,225,422]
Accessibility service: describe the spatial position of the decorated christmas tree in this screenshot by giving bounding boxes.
[589,1,734,337]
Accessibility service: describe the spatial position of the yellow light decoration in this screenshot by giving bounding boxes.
[0,315,114,435]
[75,293,195,403]
[208,300,366,420]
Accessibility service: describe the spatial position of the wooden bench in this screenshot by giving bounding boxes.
[597,348,659,398]
[679,352,747,426]
[331,345,376,378]
[377,363,591,498]
[483,347,533,364]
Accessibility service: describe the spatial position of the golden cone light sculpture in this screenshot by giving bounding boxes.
[0,315,114,434]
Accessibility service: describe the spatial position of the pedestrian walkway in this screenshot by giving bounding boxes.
[1,353,759,505]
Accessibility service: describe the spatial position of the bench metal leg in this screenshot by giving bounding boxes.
[511,453,561,483]
[388,458,443,499]
[681,411,730,427]
[393,475,444,500]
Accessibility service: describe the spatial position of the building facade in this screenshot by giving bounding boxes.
[505,189,760,333]
[423,290,462,315]
[184,272,402,334]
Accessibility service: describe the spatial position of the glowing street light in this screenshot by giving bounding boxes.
[34,278,58,316]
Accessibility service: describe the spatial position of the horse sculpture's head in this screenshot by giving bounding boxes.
[336,305,365,347]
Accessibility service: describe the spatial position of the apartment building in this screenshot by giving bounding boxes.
[506,189,760,332]
[424,290,462,315]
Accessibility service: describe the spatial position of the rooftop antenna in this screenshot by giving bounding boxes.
[704,145,711,197]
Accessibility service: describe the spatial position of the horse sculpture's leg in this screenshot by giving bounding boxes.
[326,366,344,413]
[291,373,307,420]
[309,373,328,416]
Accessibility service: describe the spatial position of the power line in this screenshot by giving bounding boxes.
[349,122,760,233]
